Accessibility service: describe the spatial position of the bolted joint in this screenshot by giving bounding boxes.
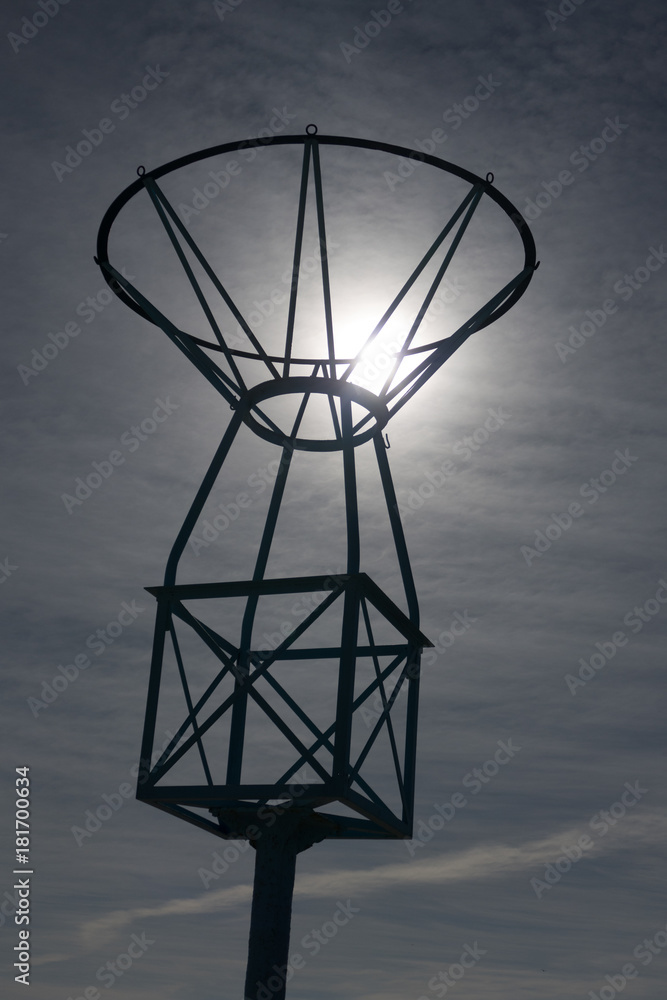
[212,805,340,853]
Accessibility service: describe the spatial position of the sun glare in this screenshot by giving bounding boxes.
[335,306,403,394]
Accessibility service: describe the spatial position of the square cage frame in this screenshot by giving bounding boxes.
[137,572,431,839]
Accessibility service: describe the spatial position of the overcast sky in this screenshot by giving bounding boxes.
[2,1,667,999]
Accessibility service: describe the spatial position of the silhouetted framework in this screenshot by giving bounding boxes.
[97,127,537,1000]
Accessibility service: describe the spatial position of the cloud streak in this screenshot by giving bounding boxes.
[78,809,667,951]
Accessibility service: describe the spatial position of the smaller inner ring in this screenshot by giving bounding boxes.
[239,376,389,452]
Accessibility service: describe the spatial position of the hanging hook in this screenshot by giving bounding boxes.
[384,433,391,449]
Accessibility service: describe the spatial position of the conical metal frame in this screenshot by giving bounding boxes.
[96,129,536,842]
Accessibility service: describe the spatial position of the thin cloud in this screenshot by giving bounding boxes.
[32,952,73,968]
[77,809,666,952]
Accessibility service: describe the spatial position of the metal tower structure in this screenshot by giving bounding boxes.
[96,126,537,1000]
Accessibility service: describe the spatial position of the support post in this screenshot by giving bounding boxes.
[243,810,338,1000]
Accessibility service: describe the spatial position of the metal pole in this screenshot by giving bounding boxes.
[243,810,336,1000]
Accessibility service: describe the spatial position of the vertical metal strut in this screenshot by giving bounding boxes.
[227,442,295,785]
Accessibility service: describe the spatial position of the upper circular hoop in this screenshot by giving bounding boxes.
[96,132,537,359]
